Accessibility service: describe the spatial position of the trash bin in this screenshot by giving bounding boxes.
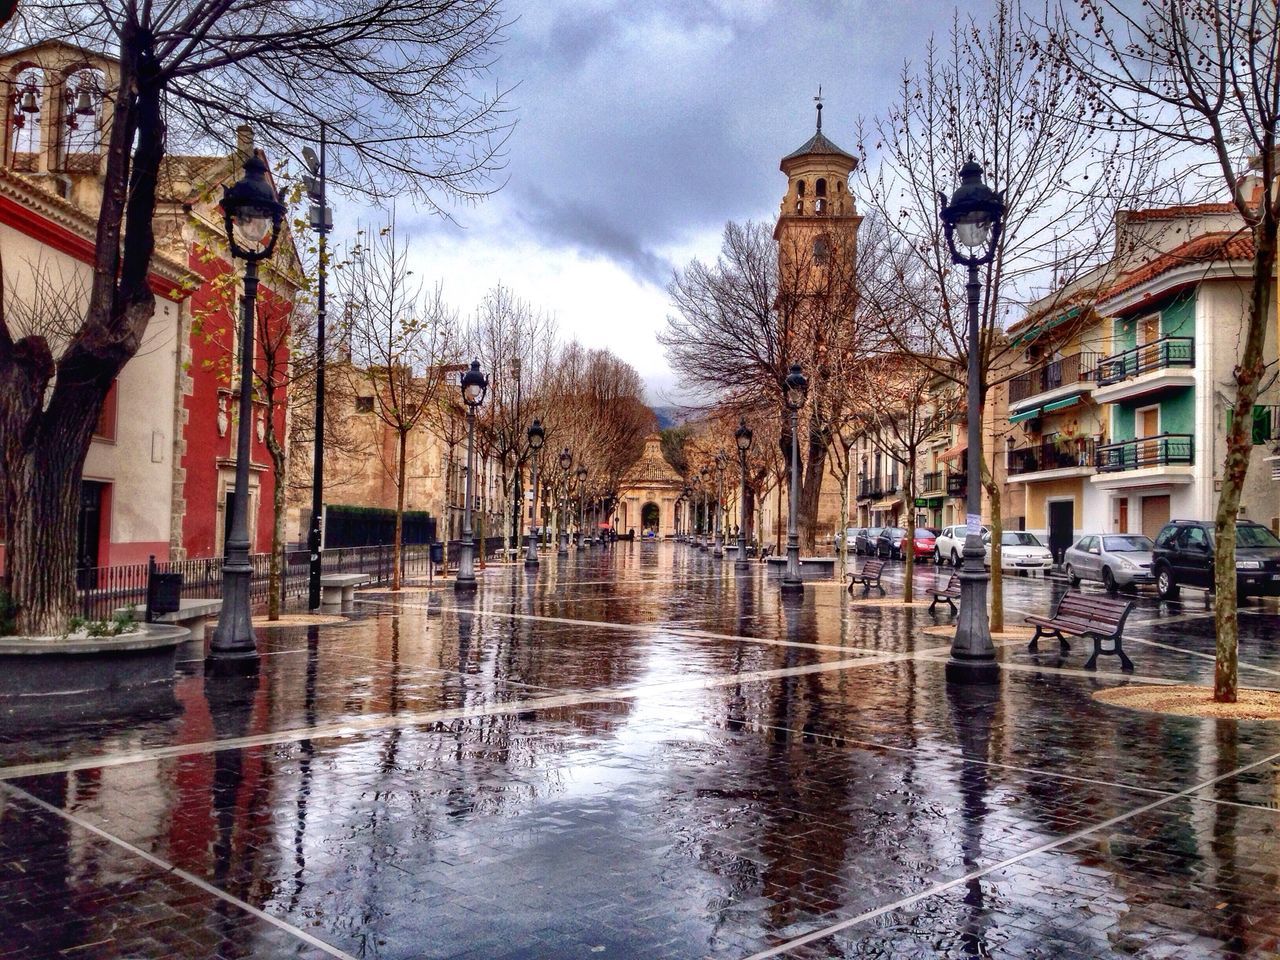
[146,572,183,620]
[429,541,444,565]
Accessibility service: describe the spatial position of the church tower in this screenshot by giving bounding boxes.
[774,94,861,285]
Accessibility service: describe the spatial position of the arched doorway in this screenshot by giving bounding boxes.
[641,501,660,538]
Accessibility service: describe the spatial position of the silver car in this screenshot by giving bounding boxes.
[1063,533,1156,592]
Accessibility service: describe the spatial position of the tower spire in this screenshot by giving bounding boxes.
[814,85,824,132]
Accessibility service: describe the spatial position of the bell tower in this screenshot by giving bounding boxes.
[774,91,861,284]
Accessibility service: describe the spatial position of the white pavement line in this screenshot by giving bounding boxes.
[742,745,1280,960]
[355,597,879,656]
[1126,637,1280,679]
[0,781,360,960]
[0,644,965,782]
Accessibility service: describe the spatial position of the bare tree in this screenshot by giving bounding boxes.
[1048,0,1279,700]
[340,220,457,590]
[854,0,1157,629]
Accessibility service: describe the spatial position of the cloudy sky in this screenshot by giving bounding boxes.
[362,1,993,403]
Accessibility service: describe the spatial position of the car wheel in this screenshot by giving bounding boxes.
[951,548,961,566]
[1156,566,1180,600]
[1065,563,1080,587]
[1102,567,1118,595]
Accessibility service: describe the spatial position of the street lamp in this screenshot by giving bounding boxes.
[456,359,489,591]
[558,447,572,555]
[781,363,809,592]
[939,157,1004,685]
[681,484,692,542]
[524,419,545,568]
[304,126,333,612]
[210,150,285,660]
[735,418,753,572]
[576,464,588,546]
[698,468,709,550]
[713,452,726,559]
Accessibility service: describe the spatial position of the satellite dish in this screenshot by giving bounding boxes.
[301,146,320,175]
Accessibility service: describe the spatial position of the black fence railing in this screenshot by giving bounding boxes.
[1094,434,1194,473]
[857,477,884,500]
[74,537,506,622]
[947,473,967,498]
[1096,337,1194,386]
[1009,351,1100,404]
[1007,437,1098,476]
[921,470,944,495]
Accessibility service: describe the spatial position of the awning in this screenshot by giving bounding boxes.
[870,498,902,511]
[1009,408,1041,425]
[939,442,967,462]
[1043,393,1084,413]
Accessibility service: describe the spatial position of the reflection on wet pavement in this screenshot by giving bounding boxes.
[1,545,1279,958]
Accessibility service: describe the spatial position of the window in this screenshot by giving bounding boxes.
[355,396,374,413]
[1182,526,1210,551]
[813,235,830,266]
[796,180,806,197]
[94,379,118,441]
[8,66,44,167]
[815,178,827,197]
[1103,535,1153,552]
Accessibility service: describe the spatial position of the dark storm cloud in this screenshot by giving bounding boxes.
[416,1,978,285]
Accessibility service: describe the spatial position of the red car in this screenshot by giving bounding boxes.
[875,526,937,560]
[908,527,937,560]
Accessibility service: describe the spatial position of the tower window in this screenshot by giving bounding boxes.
[813,235,830,266]
[8,66,44,169]
[816,178,827,197]
[796,180,806,197]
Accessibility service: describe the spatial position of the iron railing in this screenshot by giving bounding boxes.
[1096,337,1194,386]
[947,473,967,498]
[857,477,884,500]
[921,470,944,495]
[1094,434,1194,473]
[1007,437,1098,476]
[75,537,506,621]
[1009,352,1100,404]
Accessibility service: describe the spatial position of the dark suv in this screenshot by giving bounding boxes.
[1151,520,1280,600]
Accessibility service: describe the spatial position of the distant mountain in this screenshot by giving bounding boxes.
[650,405,685,429]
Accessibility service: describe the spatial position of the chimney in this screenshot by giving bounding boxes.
[235,124,254,163]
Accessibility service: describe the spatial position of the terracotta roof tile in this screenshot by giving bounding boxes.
[1104,231,1255,300]
[1120,202,1237,222]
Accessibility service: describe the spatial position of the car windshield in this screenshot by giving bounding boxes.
[1002,532,1043,547]
[1103,535,1153,552]
[1237,524,1280,548]
[914,528,934,538]
[867,528,884,537]
[884,527,905,537]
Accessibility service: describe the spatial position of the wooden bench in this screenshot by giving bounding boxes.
[320,573,373,605]
[1026,591,1135,672]
[847,558,887,596]
[929,573,962,613]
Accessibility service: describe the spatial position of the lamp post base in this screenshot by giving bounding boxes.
[734,559,749,572]
[524,556,540,569]
[945,655,1001,685]
[209,564,257,660]
[453,576,478,592]
[780,577,804,593]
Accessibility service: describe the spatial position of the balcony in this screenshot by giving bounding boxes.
[1009,352,1100,409]
[1092,337,1195,404]
[921,470,944,495]
[1007,437,1097,482]
[1091,434,1195,490]
[946,473,967,498]
[857,477,884,500]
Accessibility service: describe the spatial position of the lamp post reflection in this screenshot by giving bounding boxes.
[946,680,999,956]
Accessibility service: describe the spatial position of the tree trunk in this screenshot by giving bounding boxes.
[393,428,406,591]
[265,425,286,621]
[774,480,783,555]
[1214,217,1275,703]
[903,454,916,604]
[982,453,1004,633]
[838,464,850,578]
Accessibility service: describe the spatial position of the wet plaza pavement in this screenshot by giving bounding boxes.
[2,543,1280,958]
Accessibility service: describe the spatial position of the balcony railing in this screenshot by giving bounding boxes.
[1009,352,1100,404]
[1096,336,1194,387]
[1094,433,1194,472]
[921,470,944,495]
[884,477,900,495]
[946,473,967,498]
[857,477,884,500]
[1007,437,1098,477]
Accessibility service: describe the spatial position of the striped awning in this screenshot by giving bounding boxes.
[870,498,901,511]
[1043,393,1084,413]
[939,442,967,462]
[1009,408,1040,425]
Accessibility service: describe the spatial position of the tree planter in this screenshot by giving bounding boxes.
[0,624,188,716]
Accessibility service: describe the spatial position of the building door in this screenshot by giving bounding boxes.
[1140,314,1162,371]
[1139,406,1161,465]
[1140,494,1170,540]
[1048,500,1074,565]
[76,481,106,589]
[1117,498,1129,534]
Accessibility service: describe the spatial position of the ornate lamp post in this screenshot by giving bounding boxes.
[576,464,588,546]
[699,466,710,550]
[781,363,809,593]
[455,360,489,591]
[524,419,545,568]
[210,152,285,660]
[735,418,753,572]
[681,484,692,542]
[939,157,1004,685]
[558,448,572,555]
[713,452,726,559]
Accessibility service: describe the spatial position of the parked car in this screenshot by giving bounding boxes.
[998,531,1054,575]
[856,527,883,556]
[935,524,991,566]
[1152,519,1280,600]
[1063,533,1155,593]
[835,527,858,551]
[876,526,907,558]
